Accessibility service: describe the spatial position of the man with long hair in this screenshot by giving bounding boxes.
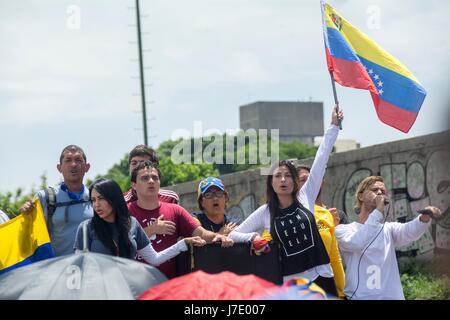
[335,176,441,300]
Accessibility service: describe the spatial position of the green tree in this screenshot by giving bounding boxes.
[0,174,47,218]
[159,157,219,187]
[279,140,318,161]
[88,134,320,191]
[213,133,319,175]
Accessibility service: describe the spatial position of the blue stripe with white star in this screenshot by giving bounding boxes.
[359,56,426,113]
[327,27,426,113]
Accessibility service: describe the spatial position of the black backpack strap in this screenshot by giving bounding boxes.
[44,186,57,234]
[44,187,90,231]
[57,198,90,223]
[54,199,90,208]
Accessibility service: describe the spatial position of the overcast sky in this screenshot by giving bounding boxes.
[0,0,449,193]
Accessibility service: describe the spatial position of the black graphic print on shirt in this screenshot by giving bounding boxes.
[273,202,330,276]
[274,207,315,256]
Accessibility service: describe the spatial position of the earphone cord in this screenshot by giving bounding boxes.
[348,204,390,300]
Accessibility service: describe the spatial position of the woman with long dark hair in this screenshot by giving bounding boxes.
[74,179,205,265]
[229,107,343,296]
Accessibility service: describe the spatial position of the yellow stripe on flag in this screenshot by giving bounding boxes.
[0,199,51,270]
[324,3,421,84]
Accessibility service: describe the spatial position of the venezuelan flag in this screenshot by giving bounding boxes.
[321,1,426,133]
[0,199,54,275]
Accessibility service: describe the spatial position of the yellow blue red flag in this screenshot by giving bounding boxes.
[321,1,426,133]
[0,199,54,275]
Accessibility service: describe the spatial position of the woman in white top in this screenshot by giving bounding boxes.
[229,107,343,296]
[334,176,441,300]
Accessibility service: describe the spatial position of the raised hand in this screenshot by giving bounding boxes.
[331,105,344,127]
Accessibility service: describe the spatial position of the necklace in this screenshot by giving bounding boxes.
[112,239,120,256]
[209,222,224,232]
[208,218,226,233]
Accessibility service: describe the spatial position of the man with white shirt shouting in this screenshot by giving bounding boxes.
[335,176,441,300]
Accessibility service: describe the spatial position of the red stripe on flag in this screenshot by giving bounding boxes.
[326,49,418,133]
[371,93,418,133]
[325,47,334,72]
[326,50,377,94]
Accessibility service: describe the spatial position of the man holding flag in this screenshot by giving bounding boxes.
[321,1,426,133]
[1,145,92,274]
[20,145,93,257]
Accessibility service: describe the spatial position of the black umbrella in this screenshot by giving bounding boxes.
[0,252,167,300]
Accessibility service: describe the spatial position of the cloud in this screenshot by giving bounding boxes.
[220,52,272,84]
[0,0,448,193]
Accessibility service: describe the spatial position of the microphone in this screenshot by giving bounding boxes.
[383,197,390,205]
[417,209,434,217]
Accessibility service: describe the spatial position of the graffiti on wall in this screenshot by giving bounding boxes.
[344,169,372,223]
[342,150,450,256]
[226,193,256,223]
[427,150,450,250]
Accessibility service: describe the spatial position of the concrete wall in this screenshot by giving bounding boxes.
[168,130,450,257]
[240,101,324,143]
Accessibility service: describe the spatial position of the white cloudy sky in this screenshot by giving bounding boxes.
[0,0,449,193]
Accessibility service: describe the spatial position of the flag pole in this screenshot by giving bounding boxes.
[329,71,343,130]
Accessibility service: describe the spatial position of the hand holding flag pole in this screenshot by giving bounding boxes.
[330,71,343,130]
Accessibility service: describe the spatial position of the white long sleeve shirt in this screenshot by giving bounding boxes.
[335,210,431,300]
[229,124,339,281]
[74,217,188,267]
[137,239,187,266]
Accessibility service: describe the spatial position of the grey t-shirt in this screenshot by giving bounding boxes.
[36,184,93,256]
[74,216,150,258]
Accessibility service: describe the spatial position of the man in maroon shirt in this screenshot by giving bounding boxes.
[124,145,179,204]
[128,160,234,278]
